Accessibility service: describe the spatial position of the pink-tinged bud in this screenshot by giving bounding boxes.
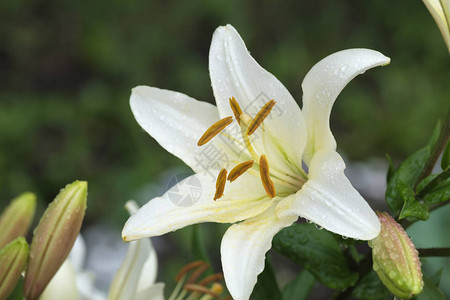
[0,192,36,248]
[369,212,423,299]
[0,237,29,300]
[24,181,87,300]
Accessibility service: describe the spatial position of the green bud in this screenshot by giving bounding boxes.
[369,212,423,299]
[0,192,36,249]
[0,237,29,300]
[24,181,87,300]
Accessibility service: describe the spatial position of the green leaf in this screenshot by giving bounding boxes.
[191,224,209,262]
[386,147,431,215]
[273,223,358,290]
[385,121,441,215]
[282,269,315,300]
[251,257,282,300]
[415,273,445,300]
[352,270,391,300]
[397,180,430,220]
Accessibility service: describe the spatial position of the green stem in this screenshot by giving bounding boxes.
[415,108,450,189]
[429,198,450,212]
[418,247,450,257]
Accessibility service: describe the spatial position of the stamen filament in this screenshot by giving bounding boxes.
[168,275,186,300]
[246,100,276,136]
[241,126,260,161]
[227,160,254,182]
[246,168,299,191]
[184,284,220,298]
[214,169,227,200]
[259,155,276,198]
[198,117,233,146]
[229,97,243,125]
[198,273,224,286]
[176,261,206,282]
[186,263,210,284]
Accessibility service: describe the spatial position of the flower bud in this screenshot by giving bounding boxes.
[369,212,423,299]
[24,181,87,300]
[0,192,36,248]
[0,237,29,300]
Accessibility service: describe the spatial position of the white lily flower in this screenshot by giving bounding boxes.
[122,24,390,300]
[423,0,450,53]
[42,202,163,300]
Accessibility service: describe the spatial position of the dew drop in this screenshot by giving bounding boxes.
[315,224,323,230]
[342,235,348,240]
[389,270,396,279]
[389,253,399,260]
[384,240,394,249]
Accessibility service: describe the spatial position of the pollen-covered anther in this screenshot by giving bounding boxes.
[246,100,276,135]
[259,155,276,198]
[214,169,228,200]
[197,116,233,146]
[227,160,254,182]
[229,97,243,125]
[183,284,220,298]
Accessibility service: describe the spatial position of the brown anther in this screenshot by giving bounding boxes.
[186,262,211,284]
[198,273,224,286]
[229,97,243,125]
[183,284,220,298]
[227,160,254,182]
[259,155,276,198]
[175,261,207,282]
[197,116,233,146]
[246,100,276,135]
[214,169,227,200]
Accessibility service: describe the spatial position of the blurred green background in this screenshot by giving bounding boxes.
[1,0,449,297]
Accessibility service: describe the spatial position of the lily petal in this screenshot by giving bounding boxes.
[301,49,390,164]
[209,24,306,173]
[277,150,380,240]
[40,260,79,300]
[122,171,272,241]
[130,86,242,173]
[125,201,158,286]
[68,235,86,272]
[221,203,297,300]
[108,238,152,300]
[134,283,165,300]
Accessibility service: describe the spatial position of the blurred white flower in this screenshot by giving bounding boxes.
[122,24,390,300]
[42,201,163,300]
